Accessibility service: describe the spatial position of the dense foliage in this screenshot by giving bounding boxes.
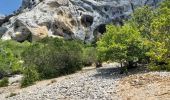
[22,38,85,79]
[0,37,97,87]
[97,0,170,71]
[97,24,145,68]
[21,66,39,87]
[0,40,30,78]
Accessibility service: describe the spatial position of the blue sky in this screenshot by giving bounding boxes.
[0,0,22,15]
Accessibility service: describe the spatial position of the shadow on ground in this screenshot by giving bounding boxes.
[93,65,123,79]
[92,64,149,79]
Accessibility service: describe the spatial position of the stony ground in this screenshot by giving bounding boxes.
[117,72,170,100]
[0,63,170,100]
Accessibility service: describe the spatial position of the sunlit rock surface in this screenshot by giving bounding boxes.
[0,0,162,42]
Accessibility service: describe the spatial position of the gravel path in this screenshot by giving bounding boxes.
[2,63,122,100]
[1,63,170,100]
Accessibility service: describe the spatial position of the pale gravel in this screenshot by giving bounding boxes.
[4,63,122,100]
[1,63,170,100]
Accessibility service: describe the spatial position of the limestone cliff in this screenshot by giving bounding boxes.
[0,0,162,42]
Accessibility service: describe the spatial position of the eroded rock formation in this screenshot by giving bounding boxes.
[0,0,162,42]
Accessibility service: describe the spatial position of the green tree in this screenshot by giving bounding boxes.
[97,24,145,69]
[129,6,154,38]
[146,0,170,70]
[97,0,170,72]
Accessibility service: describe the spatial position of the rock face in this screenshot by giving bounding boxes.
[0,15,7,37]
[0,0,162,42]
[0,15,5,25]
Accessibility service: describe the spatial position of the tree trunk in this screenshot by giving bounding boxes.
[95,61,102,68]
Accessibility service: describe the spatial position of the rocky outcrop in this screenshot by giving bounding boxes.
[0,0,162,42]
[0,15,5,25]
[0,15,7,37]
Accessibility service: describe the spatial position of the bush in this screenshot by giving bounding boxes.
[0,77,9,87]
[0,47,22,77]
[148,63,170,71]
[22,38,84,79]
[82,45,97,66]
[0,40,30,78]
[0,40,30,59]
[21,66,39,87]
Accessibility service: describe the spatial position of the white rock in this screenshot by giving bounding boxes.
[1,0,162,42]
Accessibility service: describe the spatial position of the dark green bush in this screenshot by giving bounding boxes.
[82,45,97,66]
[22,38,84,79]
[148,62,170,71]
[0,77,9,87]
[21,66,39,87]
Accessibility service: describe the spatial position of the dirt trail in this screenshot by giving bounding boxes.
[117,72,170,100]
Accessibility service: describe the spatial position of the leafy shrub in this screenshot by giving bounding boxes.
[0,47,22,76]
[0,40,30,78]
[0,77,9,87]
[82,45,97,66]
[0,40,30,59]
[148,62,170,71]
[22,38,84,79]
[21,66,39,87]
